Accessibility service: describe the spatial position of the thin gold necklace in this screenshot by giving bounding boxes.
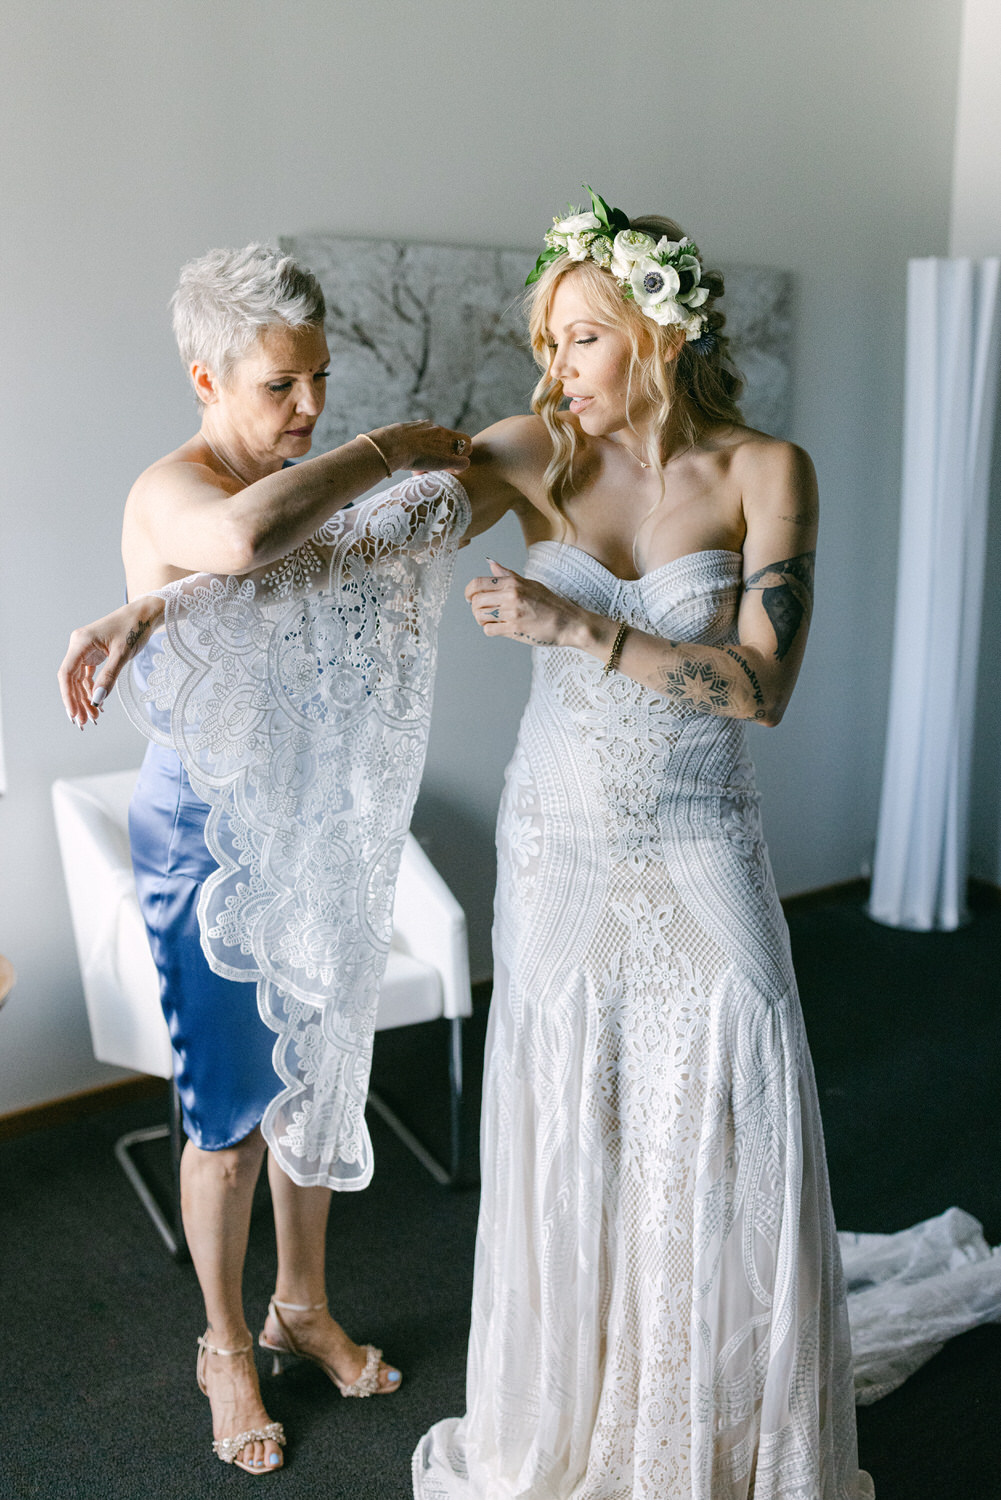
[203,435,252,487]
[612,436,654,470]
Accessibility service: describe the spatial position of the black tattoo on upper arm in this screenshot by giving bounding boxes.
[743,551,815,661]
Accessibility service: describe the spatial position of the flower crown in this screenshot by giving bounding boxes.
[527,186,718,346]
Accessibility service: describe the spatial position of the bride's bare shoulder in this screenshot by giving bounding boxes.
[697,423,814,498]
[473,413,551,467]
[725,429,816,511]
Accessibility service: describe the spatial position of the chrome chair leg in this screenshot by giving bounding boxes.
[113,1080,189,1261]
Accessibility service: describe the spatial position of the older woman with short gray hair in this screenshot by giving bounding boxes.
[64,243,469,1475]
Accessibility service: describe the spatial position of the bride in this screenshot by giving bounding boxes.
[413,191,872,1498]
[60,192,872,1496]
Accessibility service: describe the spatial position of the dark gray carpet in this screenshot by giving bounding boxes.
[1,898,998,1499]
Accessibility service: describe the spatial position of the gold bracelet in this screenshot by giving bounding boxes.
[355,431,393,478]
[602,622,629,677]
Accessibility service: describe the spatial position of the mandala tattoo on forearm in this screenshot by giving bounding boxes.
[656,655,734,714]
[744,551,815,661]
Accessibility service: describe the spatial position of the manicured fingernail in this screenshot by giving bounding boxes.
[388,1369,401,1381]
[91,685,107,706]
[268,1454,281,1466]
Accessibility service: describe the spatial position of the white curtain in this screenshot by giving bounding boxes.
[869,257,1001,930]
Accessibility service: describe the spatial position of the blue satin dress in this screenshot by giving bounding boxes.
[130,742,279,1149]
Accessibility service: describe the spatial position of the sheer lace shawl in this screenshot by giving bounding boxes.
[119,472,470,1188]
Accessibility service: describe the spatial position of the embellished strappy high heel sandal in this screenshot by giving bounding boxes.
[196,1333,286,1473]
[259,1297,401,1396]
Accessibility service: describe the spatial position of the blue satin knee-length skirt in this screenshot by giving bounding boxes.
[129,741,279,1149]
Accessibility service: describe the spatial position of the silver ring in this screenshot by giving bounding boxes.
[452,438,467,455]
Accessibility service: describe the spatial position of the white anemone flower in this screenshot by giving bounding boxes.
[678,283,710,309]
[610,229,657,280]
[628,257,682,312]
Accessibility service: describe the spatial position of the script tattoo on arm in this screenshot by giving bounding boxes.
[743,551,815,661]
[125,618,151,653]
[720,645,767,720]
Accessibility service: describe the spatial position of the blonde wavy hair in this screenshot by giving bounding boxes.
[527,215,744,531]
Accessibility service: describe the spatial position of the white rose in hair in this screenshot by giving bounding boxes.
[648,301,689,328]
[553,211,601,236]
[610,229,657,279]
[655,237,683,259]
[629,257,682,311]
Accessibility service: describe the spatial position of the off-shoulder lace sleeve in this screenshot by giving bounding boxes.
[119,471,471,1188]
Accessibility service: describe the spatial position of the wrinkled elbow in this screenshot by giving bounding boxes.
[216,520,261,576]
[756,697,785,728]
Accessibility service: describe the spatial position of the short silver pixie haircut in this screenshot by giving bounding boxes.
[171,243,326,381]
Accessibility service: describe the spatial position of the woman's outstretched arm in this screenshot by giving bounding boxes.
[466,440,818,727]
[61,425,478,724]
[130,421,471,578]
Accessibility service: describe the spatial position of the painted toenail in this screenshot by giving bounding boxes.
[269,1453,281,1466]
[388,1370,401,1381]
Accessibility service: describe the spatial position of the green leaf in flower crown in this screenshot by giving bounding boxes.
[525,246,563,286]
[585,184,611,228]
[585,184,630,233]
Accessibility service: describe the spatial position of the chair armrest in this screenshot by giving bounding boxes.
[52,771,172,1078]
[392,834,472,1020]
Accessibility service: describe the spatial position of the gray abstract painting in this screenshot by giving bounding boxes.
[281,233,792,446]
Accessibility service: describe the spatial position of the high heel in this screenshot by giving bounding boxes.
[196,1334,286,1472]
[259,1297,401,1396]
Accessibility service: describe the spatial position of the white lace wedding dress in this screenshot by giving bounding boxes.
[414,542,874,1499]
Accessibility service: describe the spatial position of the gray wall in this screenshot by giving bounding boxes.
[0,0,969,1111]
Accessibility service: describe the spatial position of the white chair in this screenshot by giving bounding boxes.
[52,769,473,1257]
